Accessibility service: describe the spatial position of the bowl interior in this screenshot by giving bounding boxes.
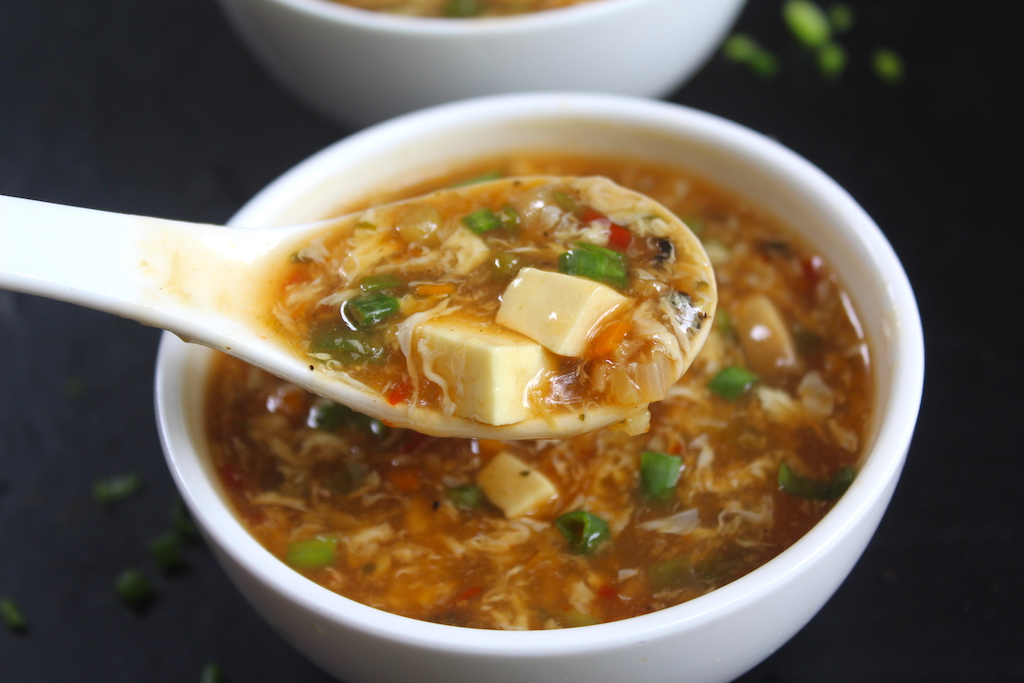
[157,93,922,655]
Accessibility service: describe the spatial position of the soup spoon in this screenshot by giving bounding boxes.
[0,177,715,439]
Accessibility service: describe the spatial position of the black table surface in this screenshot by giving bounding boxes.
[2,1,1021,681]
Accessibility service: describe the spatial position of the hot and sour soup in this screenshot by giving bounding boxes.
[205,152,872,630]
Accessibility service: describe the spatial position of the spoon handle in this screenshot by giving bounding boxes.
[0,194,285,337]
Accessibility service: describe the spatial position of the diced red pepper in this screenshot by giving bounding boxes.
[607,223,633,250]
[385,378,414,406]
[452,586,482,604]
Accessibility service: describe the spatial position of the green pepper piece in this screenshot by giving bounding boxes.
[640,451,683,500]
[286,536,339,569]
[778,462,856,500]
[555,510,610,554]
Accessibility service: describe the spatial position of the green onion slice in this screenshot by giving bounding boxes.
[93,473,143,506]
[555,510,610,554]
[358,273,405,292]
[0,597,27,633]
[149,532,185,574]
[447,484,485,510]
[347,291,401,328]
[778,462,856,500]
[115,568,155,609]
[559,242,630,289]
[640,451,683,499]
[873,48,906,85]
[286,536,339,569]
[461,207,503,235]
[783,0,832,47]
[706,365,759,400]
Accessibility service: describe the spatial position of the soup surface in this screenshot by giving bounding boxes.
[328,0,601,18]
[206,152,872,630]
[266,176,714,433]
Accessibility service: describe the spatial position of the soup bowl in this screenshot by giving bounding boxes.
[214,0,746,127]
[155,92,923,683]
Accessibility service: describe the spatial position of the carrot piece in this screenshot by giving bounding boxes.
[413,282,456,296]
[385,378,414,406]
[588,318,630,358]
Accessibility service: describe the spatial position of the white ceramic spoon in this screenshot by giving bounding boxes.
[0,177,715,440]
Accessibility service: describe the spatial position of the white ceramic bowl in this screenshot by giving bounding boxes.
[215,0,746,128]
[155,93,924,683]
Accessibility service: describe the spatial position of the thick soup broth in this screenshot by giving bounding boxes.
[205,152,872,629]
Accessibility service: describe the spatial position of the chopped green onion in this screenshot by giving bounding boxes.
[722,34,779,78]
[310,326,388,365]
[443,0,483,17]
[707,366,759,400]
[115,568,155,609]
[647,557,688,590]
[172,499,201,542]
[497,204,521,233]
[560,609,600,627]
[783,0,832,48]
[828,2,855,32]
[1,597,27,633]
[461,207,503,235]
[640,451,683,500]
[492,252,524,278]
[347,291,401,328]
[551,191,580,215]
[451,170,501,186]
[200,663,224,683]
[149,532,185,574]
[94,473,142,506]
[555,510,610,554]
[358,273,405,292]
[559,242,630,289]
[447,484,485,510]
[873,48,906,85]
[310,401,388,436]
[286,536,339,569]
[778,462,856,500]
[816,41,847,80]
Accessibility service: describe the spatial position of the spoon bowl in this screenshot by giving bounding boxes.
[0,175,715,439]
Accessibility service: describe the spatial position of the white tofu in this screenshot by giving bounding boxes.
[496,267,628,357]
[416,316,552,425]
[477,452,557,518]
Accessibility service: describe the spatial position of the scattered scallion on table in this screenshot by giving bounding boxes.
[94,473,143,506]
[872,47,906,85]
[115,568,155,609]
[200,662,224,683]
[1,597,27,633]
[783,0,832,48]
[149,531,186,574]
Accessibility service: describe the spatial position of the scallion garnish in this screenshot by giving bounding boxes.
[555,510,610,554]
[358,273,405,292]
[347,291,401,327]
[286,536,339,569]
[640,451,683,500]
[447,484,485,510]
[647,557,688,590]
[442,0,483,17]
[559,242,630,289]
[783,0,832,48]
[778,462,856,500]
[115,568,155,609]
[0,597,27,633]
[94,473,143,506]
[722,34,780,78]
[872,47,905,85]
[551,191,580,215]
[828,2,855,32]
[706,365,759,401]
[149,532,185,574]
[461,207,503,235]
[310,325,388,365]
[816,41,847,80]
[497,204,521,233]
[200,663,224,683]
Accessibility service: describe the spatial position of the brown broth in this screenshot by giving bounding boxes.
[205,152,872,629]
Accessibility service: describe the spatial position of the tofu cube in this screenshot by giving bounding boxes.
[477,452,557,518]
[416,316,552,425]
[496,268,628,357]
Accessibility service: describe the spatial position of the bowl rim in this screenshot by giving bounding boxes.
[156,92,923,656]
[232,0,682,35]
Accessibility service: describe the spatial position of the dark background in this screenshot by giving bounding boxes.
[1,1,1021,681]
